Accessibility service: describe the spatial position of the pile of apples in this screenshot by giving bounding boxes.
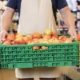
[2,29,73,45]
[77,34,80,41]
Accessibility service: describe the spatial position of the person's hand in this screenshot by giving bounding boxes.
[0,30,8,42]
[68,27,77,40]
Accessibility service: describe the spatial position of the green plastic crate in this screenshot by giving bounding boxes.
[79,43,80,66]
[0,42,79,69]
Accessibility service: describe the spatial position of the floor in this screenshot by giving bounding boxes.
[0,69,17,80]
[0,67,80,80]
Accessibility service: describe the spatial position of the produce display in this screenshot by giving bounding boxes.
[77,34,80,41]
[0,29,79,68]
[2,29,73,45]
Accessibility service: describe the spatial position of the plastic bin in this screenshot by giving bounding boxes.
[0,42,79,69]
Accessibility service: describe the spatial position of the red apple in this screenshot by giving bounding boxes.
[3,40,11,45]
[44,28,53,35]
[32,32,42,39]
[77,34,80,41]
[6,33,15,41]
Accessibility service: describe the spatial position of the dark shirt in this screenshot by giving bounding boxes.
[7,0,67,15]
[7,0,67,24]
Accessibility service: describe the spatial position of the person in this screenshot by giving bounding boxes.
[0,0,77,80]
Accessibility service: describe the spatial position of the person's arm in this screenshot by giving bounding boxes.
[0,7,15,41]
[1,7,15,31]
[60,6,77,39]
[0,0,17,41]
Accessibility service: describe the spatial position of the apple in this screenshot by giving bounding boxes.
[53,38,60,43]
[59,36,72,43]
[23,36,29,44]
[51,32,58,38]
[64,38,72,43]
[32,38,39,44]
[26,35,32,41]
[59,36,67,43]
[44,28,53,35]
[42,34,51,40]
[15,33,23,38]
[3,40,11,45]
[48,38,59,44]
[32,32,42,39]
[48,39,54,44]
[6,33,15,41]
[77,34,80,41]
[14,37,24,44]
[39,39,49,44]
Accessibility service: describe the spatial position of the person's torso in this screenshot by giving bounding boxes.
[18,0,57,34]
[16,0,57,16]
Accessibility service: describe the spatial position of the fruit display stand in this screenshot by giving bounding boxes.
[0,42,79,69]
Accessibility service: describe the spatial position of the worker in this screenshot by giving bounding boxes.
[0,0,77,80]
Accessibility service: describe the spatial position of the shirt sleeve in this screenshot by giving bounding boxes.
[7,0,17,10]
[57,0,68,10]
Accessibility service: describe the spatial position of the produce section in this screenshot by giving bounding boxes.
[2,29,73,45]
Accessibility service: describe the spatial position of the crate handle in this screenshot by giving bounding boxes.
[32,45,48,50]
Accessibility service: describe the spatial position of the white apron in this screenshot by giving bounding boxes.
[16,0,60,78]
[18,0,57,35]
